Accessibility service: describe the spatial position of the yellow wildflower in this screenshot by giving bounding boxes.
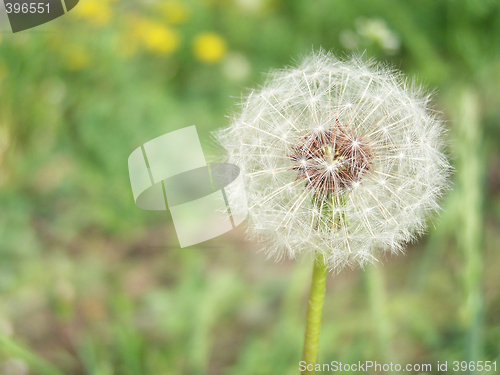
[74,0,112,26]
[193,32,227,64]
[133,19,180,55]
[63,45,90,71]
[158,1,190,25]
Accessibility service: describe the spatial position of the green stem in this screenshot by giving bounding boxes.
[301,252,328,374]
[456,88,484,371]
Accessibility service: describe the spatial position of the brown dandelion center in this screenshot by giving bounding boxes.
[289,124,373,198]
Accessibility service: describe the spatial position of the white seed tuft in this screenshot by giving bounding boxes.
[215,51,451,272]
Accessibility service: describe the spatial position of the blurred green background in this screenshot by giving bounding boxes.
[0,0,499,374]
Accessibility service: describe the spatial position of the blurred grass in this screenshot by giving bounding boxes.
[455,88,485,371]
[0,0,499,374]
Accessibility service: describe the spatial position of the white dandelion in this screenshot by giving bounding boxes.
[216,51,450,272]
[216,51,451,371]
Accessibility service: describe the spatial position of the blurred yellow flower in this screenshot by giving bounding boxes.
[158,1,190,25]
[64,45,90,71]
[132,19,180,55]
[193,32,227,64]
[74,0,113,26]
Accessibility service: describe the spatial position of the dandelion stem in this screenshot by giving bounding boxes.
[301,252,328,374]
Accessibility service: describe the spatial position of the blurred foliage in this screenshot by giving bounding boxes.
[0,0,499,374]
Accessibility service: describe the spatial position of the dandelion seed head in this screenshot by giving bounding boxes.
[215,51,451,272]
